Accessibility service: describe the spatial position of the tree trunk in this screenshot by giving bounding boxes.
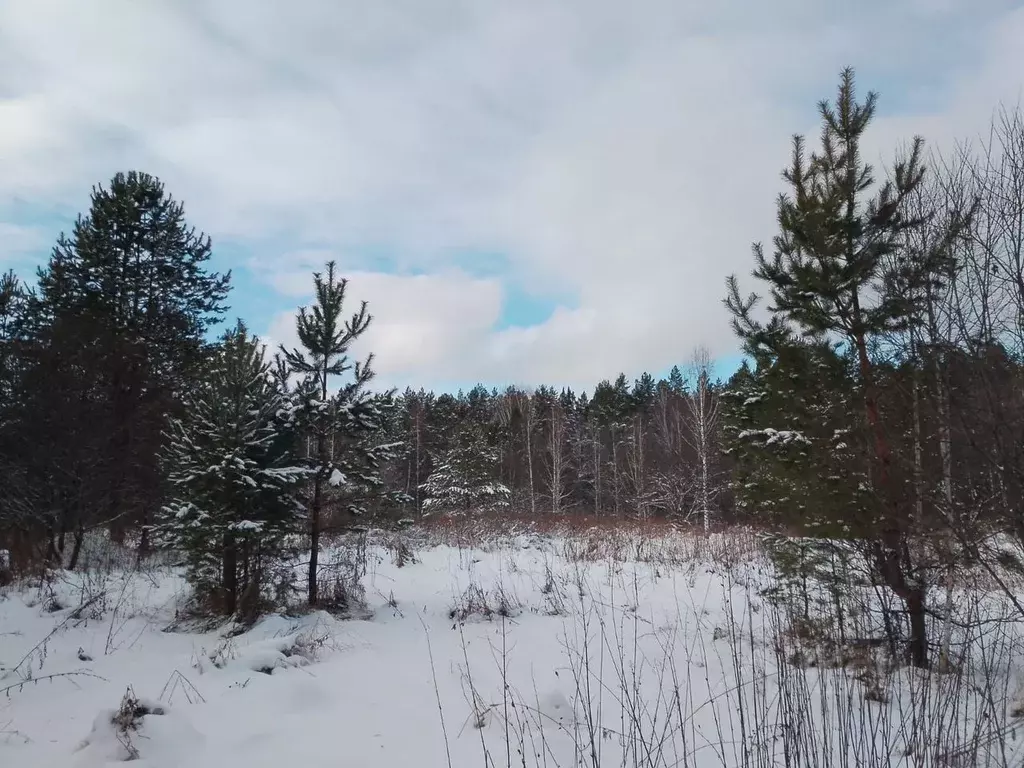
[223,532,238,615]
[308,474,322,606]
[137,510,151,561]
[68,525,85,571]
[934,345,957,671]
[700,393,708,536]
[854,325,931,668]
[906,586,929,668]
[910,332,925,525]
[549,404,563,515]
[308,371,330,607]
[524,408,536,517]
[46,525,61,567]
[611,425,621,517]
[414,407,422,516]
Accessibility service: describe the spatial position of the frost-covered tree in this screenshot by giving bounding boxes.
[421,423,509,515]
[159,321,306,616]
[323,385,405,518]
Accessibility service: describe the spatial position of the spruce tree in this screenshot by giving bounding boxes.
[421,422,509,515]
[159,322,305,615]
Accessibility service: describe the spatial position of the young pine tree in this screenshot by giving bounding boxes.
[280,262,380,607]
[159,322,306,616]
[725,68,950,667]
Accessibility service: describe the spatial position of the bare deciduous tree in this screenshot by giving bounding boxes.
[685,346,721,533]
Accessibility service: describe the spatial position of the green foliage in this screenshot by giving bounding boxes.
[39,171,230,384]
[278,261,388,606]
[280,261,370,400]
[421,422,510,515]
[723,342,869,537]
[723,68,929,538]
[723,68,952,668]
[727,69,926,352]
[0,171,231,565]
[158,322,306,615]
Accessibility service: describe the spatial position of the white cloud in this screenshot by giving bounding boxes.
[0,1,1022,390]
[264,270,503,391]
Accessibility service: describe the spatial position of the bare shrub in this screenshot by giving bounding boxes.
[449,582,522,624]
[108,686,165,761]
[317,538,372,616]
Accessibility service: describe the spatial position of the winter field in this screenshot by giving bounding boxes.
[3,523,1024,768]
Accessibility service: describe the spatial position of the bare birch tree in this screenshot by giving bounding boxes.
[541,393,573,514]
[685,346,721,533]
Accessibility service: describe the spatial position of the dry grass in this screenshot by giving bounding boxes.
[405,513,762,566]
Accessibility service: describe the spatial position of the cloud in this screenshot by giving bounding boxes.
[1,1,1022,390]
[264,269,503,391]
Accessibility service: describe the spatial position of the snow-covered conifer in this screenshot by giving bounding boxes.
[158,321,306,615]
[420,424,509,515]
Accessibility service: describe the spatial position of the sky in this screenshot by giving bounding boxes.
[1,1,1023,393]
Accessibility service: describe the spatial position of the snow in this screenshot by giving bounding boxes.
[736,427,811,446]
[2,530,1023,767]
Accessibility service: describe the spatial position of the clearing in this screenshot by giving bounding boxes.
[1,525,1023,767]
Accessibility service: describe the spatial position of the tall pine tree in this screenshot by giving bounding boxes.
[23,172,230,563]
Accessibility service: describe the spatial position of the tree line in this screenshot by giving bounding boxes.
[373,355,724,525]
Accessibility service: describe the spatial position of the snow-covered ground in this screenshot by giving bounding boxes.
[2,528,1024,767]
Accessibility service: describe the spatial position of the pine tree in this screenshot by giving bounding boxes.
[667,365,686,394]
[723,345,864,531]
[326,385,405,520]
[159,322,306,615]
[725,68,941,667]
[280,261,377,606]
[27,172,230,558]
[0,272,29,405]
